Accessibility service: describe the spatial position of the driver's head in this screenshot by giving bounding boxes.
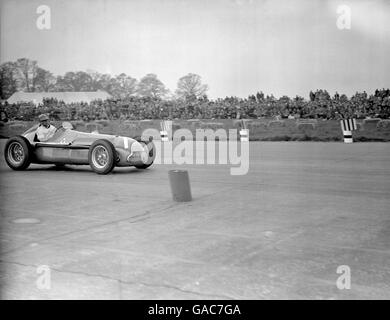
[38,114,50,128]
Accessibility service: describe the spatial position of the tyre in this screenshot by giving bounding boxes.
[135,163,153,169]
[4,136,32,170]
[135,141,155,169]
[88,139,116,174]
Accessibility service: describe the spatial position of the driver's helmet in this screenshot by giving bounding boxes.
[38,114,49,122]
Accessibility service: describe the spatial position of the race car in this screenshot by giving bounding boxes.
[3,121,156,174]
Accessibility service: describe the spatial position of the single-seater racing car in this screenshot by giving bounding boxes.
[4,122,156,174]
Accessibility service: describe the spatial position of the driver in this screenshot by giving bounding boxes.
[36,114,56,142]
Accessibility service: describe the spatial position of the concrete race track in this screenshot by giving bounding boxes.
[0,140,389,299]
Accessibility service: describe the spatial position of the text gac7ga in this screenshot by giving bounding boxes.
[192,304,241,315]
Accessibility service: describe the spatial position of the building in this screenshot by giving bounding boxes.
[6,90,111,105]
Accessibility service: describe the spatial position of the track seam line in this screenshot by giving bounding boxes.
[0,260,237,300]
[0,202,179,256]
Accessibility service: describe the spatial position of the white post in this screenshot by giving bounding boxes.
[160,120,172,142]
[343,130,353,143]
[160,130,168,142]
[240,129,249,142]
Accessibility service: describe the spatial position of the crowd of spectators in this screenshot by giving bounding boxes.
[1,89,389,122]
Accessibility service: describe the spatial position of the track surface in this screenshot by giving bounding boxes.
[0,140,389,299]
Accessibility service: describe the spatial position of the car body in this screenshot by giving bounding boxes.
[4,122,156,174]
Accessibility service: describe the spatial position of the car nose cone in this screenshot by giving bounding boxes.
[141,151,148,163]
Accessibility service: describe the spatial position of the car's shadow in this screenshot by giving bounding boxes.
[26,164,151,175]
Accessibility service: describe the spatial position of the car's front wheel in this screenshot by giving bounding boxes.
[88,139,116,174]
[135,141,156,169]
[4,136,32,170]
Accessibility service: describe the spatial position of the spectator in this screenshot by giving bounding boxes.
[3,89,390,121]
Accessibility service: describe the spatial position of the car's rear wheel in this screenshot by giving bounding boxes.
[4,136,32,170]
[88,139,116,174]
[135,141,155,169]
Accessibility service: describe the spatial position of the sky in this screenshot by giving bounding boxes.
[1,0,389,99]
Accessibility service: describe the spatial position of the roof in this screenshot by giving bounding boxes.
[6,90,111,105]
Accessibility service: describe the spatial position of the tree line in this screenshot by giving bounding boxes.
[0,58,208,100]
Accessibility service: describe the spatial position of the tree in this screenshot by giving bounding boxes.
[55,71,94,91]
[0,62,18,99]
[73,71,94,91]
[15,58,38,92]
[110,73,137,98]
[33,67,56,92]
[175,73,208,100]
[97,74,113,93]
[86,69,104,91]
[136,73,168,98]
[83,72,138,97]
[54,75,72,91]
[84,70,115,93]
